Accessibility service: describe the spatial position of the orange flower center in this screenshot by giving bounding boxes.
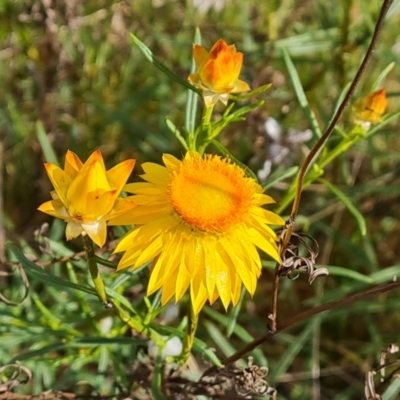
[168,155,255,233]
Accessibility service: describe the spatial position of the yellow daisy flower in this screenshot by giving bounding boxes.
[188,39,250,106]
[38,149,136,247]
[111,152,284,314]
[353,88,388,130]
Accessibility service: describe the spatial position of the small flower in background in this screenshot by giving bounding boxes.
[112,152,284,314]
[353,89,388,130]
[188,39,250,106]
[38,150,136,247]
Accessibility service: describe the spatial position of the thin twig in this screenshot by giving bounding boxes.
[220,280,400,367]
[268,0,393,332]
[282,0,393,248]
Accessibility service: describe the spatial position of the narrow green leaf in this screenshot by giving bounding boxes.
[166,118,188,150]
[9,244,97,296]
[226,288,246,337]
[70,337,148,346]
[204,306,268,366]
[323,266,373,283]
[130,33,201,94]
[367,111,400,137]
[327,81,352,128]
[270,323,314,382]
[372,61,395,91]
[204,321,247,368]
[9,244,137,313]
[281,47,322,138]
[185,28,201,135]
[10,342,65,362]
[318,178,367,236]
[36,121,59,165]
[152,354,165,400]
[231,83,272,101]
[273,28,340,57]
[369,265,400,283]
[263,166,299,190]
[382,376,400,400]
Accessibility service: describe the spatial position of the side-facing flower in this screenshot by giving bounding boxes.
[188,39,250,106]
[38,150,135,247]
[353,89,388,130]
[111,152,284,314]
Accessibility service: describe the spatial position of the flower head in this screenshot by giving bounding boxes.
[38,150,136,247]
[353,89,387,129]
[188,39,250,106]
[112,152,284,314]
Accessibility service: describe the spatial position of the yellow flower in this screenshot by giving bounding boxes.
[188,39,250,106]
[353,89,388,129]
[112,152,284,314]
[38,149,136,247]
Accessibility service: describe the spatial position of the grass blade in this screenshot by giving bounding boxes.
[318,178,367,236]
[281,47,322,138]
[130,33,201,95]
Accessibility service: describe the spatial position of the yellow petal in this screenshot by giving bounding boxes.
[141,162,169,180]
[192,44,209,68]
[105,197,136,222]
[83,149,106,172]
[174,255,191,302]
[117,247,142,270]
[134,234,163,267]
[161,266,179,305]
[123,182,164,196]
[106,159,135,195]
[162,153,181,172]
[252,193,276,206]
[247,227,280,263]
[231,79,251,93]
[37,199,68,220]
[66,221,83,240]
[218,239,256,295]
[64,150,83,178]
[44,163,72,206]
[147,231,182,295]
[204,238,217,299]
[81,220,107,247]
[214,252,231,309]
[109,202,175,226]
[190,273,208,315]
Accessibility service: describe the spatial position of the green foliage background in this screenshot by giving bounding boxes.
[1,0,400,398]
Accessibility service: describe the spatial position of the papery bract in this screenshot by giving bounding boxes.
[38,149,136,247]
[188,39,250,106]
[353,89,387,129]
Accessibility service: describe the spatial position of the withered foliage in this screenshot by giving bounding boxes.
[278,225,328,284]
[0,358,276,400]
[165,357,276,399]
[365,344,400,400]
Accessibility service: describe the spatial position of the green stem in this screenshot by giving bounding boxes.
[93,256,118,269]
[196,104,214,154]
[180,303,199,364]
[83,235,108,304]
[275,133,360,214]
[319,137,358,170]
[82,235,165,346]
